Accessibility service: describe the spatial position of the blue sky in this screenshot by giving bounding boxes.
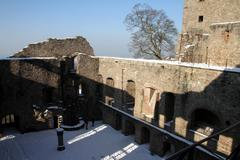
[0,0,184,58]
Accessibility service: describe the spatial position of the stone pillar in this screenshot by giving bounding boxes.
[135,124,143,144]
[135,123,150,144]
[121,119,135,136]
[149,130,165,156]
[56,128,65,151]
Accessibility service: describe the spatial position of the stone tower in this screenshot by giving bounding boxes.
[176,0,240,67]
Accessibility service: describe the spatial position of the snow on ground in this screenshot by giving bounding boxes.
[0,121,162,160]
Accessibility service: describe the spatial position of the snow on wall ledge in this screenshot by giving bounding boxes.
[77,53,240,74]
[0,57,58,61]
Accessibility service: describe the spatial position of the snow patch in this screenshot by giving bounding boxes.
[60,121,84,130]
[0,121,161,160]
[184,44,195,49]
[0,57,57,60]
[211,21,240,26]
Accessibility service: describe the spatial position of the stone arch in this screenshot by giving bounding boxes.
[105,77,114,105]
[190,108,221,135]
[126,80,135,109]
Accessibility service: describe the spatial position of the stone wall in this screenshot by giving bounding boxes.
[177,0,240,67]
[0,58,61,132]
[13,36,94,58]
[182,0,240,33]
[76,54,240,157]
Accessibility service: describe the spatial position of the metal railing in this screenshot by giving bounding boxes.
[99,101,233,160]
[165,121,240,160]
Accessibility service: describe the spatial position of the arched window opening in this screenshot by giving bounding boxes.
[105,78,114,105]
[79,84,83,96]
[191,109,220,136]
[126,80,135,111]
[73,56,78,71]
[165,93,175,124]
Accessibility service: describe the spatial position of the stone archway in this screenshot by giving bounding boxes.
[190,108,221,135]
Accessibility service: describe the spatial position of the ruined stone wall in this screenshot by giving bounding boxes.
[0,58,61,132]
[77,54,240,156]
[13,36,94,58]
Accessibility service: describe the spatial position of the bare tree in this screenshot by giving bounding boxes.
[124,4,178,60]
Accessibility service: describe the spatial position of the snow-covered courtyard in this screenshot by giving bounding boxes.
[0,121,162,160]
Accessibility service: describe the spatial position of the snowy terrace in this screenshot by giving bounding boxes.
[0,121,161,160]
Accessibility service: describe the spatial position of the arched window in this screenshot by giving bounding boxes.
[126,80,135,110]
[73,56,78,71]
[105,78,114,105]
[78,84,83,95]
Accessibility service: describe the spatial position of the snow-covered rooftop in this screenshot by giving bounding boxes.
[0,121,161,160]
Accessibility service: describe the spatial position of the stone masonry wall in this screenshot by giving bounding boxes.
[77,54,240,156]
[182,0,240,33]
[0,58,61,132]
[177,0,240,67]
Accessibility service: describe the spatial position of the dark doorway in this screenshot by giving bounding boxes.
[165,93,175,123]
[126,80,135,111]
[190,108,220,135]
[106,77,114,105]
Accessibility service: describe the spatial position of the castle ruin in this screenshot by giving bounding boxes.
[0,0,240,160]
